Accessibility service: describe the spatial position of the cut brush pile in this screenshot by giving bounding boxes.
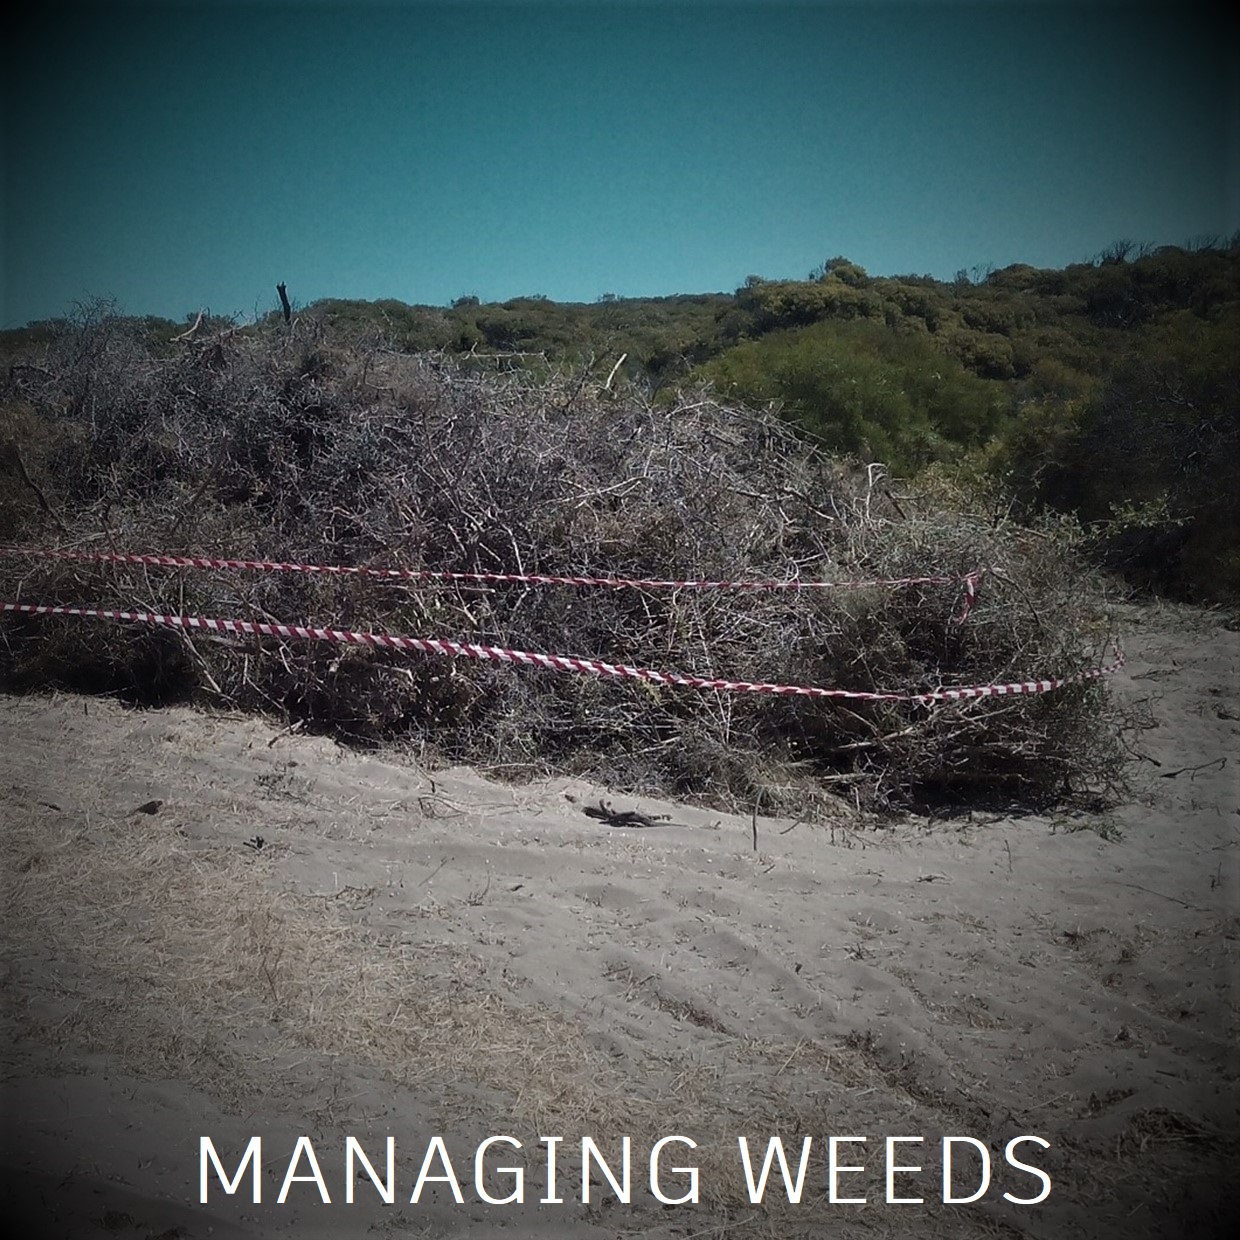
[1,307,1128,812]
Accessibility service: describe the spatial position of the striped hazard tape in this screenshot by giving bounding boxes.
[0,545,983,600]
[1,602,1124,704]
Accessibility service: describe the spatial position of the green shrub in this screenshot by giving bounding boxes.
[703,319,1005,472]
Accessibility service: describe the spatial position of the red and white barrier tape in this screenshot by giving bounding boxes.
[1,602,1123,704]
[0,545,982,600]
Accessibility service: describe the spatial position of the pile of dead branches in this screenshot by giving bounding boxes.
[1,307,1128,811]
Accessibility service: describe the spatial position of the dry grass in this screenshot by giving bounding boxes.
[3,800,907,1221]
[5,806,612,1113]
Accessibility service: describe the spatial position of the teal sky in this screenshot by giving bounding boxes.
[2,0,1236,327]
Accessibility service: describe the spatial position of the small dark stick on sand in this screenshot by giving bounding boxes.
[582,799,668,829]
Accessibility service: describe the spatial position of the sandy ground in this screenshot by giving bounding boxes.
[1,602,1236,1239]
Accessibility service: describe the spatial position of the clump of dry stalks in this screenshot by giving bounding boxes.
[1,306,1129,812]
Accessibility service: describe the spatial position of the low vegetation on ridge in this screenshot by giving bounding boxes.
[11,238,1233,599]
